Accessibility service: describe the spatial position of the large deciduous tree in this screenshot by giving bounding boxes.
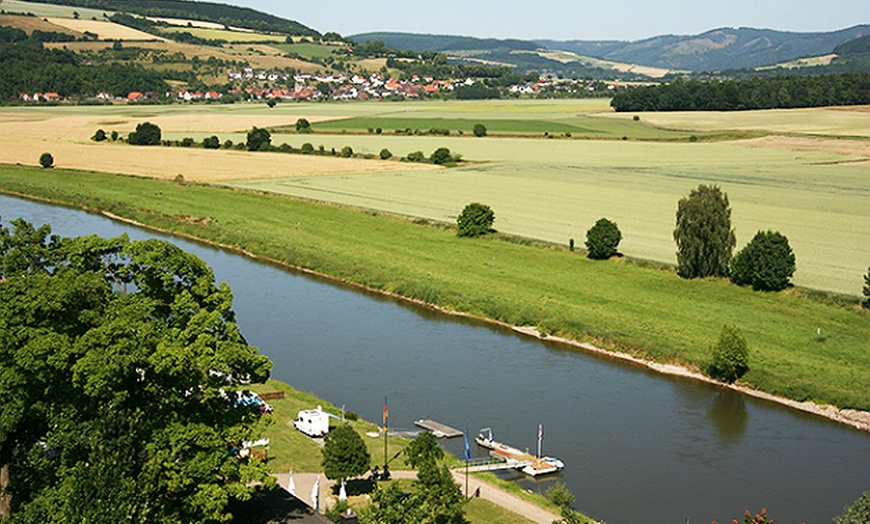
[246,126,272,151]
[585,217,622,260]
[730,230,796,291]
[674,184,736,279]
[127,121,161,146]
[0,218,273,523]
[457,203,495,238]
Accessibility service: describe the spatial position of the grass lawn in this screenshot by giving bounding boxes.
[1,164,867,412]
[247,380,409,473]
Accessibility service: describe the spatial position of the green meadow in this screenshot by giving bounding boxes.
[1,164,867,411]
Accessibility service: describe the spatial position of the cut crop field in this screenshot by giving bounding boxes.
[161,26,285,43]
[3,102,867,295]
[47,17,164,41]
[0,0,113,20]
[599,106,870,138]
[222,133,870,296]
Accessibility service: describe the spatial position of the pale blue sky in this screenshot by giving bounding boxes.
[230,0,868,40]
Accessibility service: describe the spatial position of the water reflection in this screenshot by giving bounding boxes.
[708,389,749,446]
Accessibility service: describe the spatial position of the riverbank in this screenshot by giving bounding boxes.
[0,168,867,427]
[93,208,868,434]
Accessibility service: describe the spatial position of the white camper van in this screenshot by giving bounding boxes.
[294,406,330,437]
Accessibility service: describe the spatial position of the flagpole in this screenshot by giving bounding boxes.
[464,429,470,499]
[383,396,388,472]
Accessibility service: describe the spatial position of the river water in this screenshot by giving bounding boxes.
[1,194,867,524]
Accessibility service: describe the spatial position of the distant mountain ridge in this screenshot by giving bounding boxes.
[538,25,870,71]
[352,26,870,73]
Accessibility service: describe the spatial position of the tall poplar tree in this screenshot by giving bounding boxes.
[674,184,736,279]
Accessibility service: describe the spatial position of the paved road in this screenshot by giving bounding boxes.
[274,470,562,524]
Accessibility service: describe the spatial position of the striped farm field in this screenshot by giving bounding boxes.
[221,132,870,296]
[160,26,285,43]
[1,101,867,295]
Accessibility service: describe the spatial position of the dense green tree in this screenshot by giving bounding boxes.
[38,152,53,169]
[430,147,453,165]
[127,121,161,146]
[202,135,220,149]
[341,146,354,158]
[363,432,465,524]
[0,219,273,523]
[835,491,870,524]
[472,123,487,137]
[301,143,315,154]
[91,129,107,142]
[379,148,392,160]
[457,203,495,237]
[674,184,736,279]
[585,218,622,260]
[863,267,870,309]
[730,230,796,291]
[295,118,311,133]
[321,424,370,484]
[246,126,271,151]
[707,324,749,383]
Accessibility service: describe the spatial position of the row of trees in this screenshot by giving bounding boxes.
[675,185,796,292]
[611,72,870,112]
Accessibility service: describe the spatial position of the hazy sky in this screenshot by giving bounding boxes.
[229,0,868,41]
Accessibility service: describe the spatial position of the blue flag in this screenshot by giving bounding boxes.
[464,431,471,461]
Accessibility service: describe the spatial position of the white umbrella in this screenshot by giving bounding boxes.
[311,474,320,511]
[339,479,347,502]
[287,468,296,496]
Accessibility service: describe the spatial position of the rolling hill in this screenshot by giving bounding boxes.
[538,25,870,71]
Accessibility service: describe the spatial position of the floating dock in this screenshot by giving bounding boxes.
[474,427,564,477]
[414,419,464,439]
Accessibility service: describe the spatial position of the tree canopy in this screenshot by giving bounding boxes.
[127,122,162,146]
[0,218,273,523]
[246,127,271,151]
[862,267,869,309]
[707,324,749,383]
[585,217,621,260]
[674,184,735,279]
[364,431,465,524]
[730,230,796,291]
[456,203,495,238]
[321,424,370,482]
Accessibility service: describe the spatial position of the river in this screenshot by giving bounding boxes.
[1,194,867,524]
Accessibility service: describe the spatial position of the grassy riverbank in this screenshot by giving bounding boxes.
[1,164,868,412]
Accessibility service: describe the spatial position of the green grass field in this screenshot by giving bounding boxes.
[290,115,705,139]
[1,164,867,412]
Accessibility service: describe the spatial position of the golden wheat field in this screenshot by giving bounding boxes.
[0,109,437,182]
